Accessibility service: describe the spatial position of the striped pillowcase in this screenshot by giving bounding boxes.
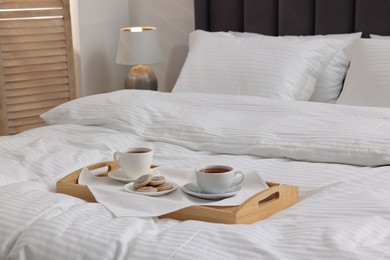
[172,30,342,101]
[229,31,362,103]
[337,39,390,108]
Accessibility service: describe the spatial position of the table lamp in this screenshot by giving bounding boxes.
[116,26,162,90]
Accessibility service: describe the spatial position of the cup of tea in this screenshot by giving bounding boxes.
[195,165,245,194]
[113,147,153,179]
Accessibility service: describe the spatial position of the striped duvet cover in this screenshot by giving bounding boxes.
[1,90,389,260]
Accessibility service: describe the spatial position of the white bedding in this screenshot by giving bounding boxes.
[1,90,390,260]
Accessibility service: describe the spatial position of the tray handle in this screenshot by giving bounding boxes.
[235,184,298,223]
[238,185,281,209]
[84,161,118,176]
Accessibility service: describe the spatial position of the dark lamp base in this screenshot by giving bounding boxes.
[125,65,157,91]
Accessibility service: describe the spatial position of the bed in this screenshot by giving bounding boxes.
[1,0,390,259]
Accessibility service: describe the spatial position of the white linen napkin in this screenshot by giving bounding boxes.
[79,166,268,217]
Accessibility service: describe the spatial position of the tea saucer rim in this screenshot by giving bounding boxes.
[182,182,241,200]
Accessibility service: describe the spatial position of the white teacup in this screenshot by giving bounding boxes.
[195,165,245,194]
[113,147,153,179]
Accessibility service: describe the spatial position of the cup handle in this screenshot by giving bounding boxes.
[113,151,120,164]
[232,171,245,187]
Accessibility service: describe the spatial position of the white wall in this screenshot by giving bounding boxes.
[129,0,194,92]
[71,0,194,96]
[71,0,131,96]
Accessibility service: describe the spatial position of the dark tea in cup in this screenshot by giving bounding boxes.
[199,167,230,174]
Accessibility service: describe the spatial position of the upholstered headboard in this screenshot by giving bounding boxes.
[194,0,390,37]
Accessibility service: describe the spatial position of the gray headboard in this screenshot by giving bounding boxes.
[194,0,390,38]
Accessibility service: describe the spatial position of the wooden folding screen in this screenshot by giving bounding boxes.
[0,0,76,135]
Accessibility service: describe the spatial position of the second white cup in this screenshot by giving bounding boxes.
[113,147,153,179]
[195,165,244,194]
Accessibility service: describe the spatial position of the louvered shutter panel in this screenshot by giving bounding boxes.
[0,0,76,135]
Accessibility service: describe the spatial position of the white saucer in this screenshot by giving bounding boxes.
[182,182,242,200]
[123,182,177,196]
[108,168,160,183]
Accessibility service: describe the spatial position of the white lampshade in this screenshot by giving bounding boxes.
[116,26,162,65]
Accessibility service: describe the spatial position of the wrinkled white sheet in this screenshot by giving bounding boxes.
[1,91,390,260]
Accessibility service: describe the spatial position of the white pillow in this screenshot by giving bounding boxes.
[370,34,390,39]
[336,39,390,108]
[230,31,362,103]
[173,30,343,101]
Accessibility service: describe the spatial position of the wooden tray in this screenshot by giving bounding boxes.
[56,161,299,224]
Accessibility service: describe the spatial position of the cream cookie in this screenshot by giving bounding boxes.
[134,174,152,189]
[136,186,158,192]
[156,182,173,192]
[149,176,166,186]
